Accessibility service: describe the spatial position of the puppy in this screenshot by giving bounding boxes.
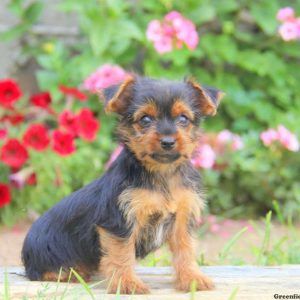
[22,76,223,294]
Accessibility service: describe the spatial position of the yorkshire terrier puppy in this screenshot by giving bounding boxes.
[22,76,223,294]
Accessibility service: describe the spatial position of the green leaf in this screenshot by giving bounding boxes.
[213,0,238,13]
[250,1,279,35]
[190,4,216,24]
[0,24,29,41]
[117,20,143,41]
[89,24,112,56]
[201,34,238,64]
[23,2,43,24]
[110,38,131,56]
[106,0,128,16]
[36,70,58,91]
[7,0,23,16]
[36,55,54,69]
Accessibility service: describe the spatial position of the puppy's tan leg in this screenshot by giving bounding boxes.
[168,194,214,292]
[98,228,150,294]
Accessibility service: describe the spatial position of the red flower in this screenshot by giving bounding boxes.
[52,129,75,156]
[0,128,7,140]
[0,79,22,108]
[26,173,37,185]
[59,85,87,101]
[58,110,78,136]
[75,108,100,141]
[0,139,28,168]
[1,113,24,125]
[23,124,50,151]
[0,183,11,208]
[30,92,52,109]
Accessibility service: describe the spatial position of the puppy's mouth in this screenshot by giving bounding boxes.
[150,152,181,163]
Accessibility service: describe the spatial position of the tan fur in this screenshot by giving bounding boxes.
[119,175,203,238]
[171,100,195,120]
[42,267,91,283]
[186,79,217,116]
[132,101,159,122]
[105,76,135,114]
[167,190,213,291]
[98,227,150,294]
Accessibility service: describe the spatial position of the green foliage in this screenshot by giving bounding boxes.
[205,132,300,219]
[0,0,43,41]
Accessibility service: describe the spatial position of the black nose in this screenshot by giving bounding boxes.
[160,136,175,150]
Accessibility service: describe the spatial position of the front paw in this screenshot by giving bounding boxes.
[108,276,150,294]
[176,271,214,292]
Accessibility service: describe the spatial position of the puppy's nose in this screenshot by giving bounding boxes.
[160,136,175,150]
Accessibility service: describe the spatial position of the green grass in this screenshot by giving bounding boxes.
[218,227,248,264]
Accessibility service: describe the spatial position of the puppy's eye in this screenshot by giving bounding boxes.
[177,114,189,126]
[139,115,153,127]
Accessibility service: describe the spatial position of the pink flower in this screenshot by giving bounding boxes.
[106,144,124,169]
[210,223,221,233]
[261,125,299,152]
[276,7,295,22]
[217,130,244,150]
[277,125,299,152]
[207,214,217,224]
[9,167,34,189]
[191,144,216,169]
[232,136,244,150]
[260,129,279,146]
[217,130,233,143]
[164,11,182,21]
[278,22,299,41]
[146,11,199,54]
[154,36,173,54]
[0,128,7,140]
[84,64,127,93]
[146,20,163,42]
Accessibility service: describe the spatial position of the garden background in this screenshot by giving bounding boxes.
[0,0,300,267]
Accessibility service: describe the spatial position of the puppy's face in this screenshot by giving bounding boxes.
[102,77,223,171]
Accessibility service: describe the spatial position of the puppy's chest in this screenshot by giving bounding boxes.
[119,180,203,258]
[135,210,175,258]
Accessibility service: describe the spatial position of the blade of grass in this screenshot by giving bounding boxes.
[114,279,122,300]
[59,269,73,300]
[4,269,10,300]
[272,200,285,225]
[256,211,272,265]
[218,227,248,264]
[190,279,197,300]
[54,267,63,300]
[105,270,116,294]
[227,287,239,300]
[70,268,95,300]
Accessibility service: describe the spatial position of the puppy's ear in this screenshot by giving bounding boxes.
[186,78,225,116]
[99,75,135,114]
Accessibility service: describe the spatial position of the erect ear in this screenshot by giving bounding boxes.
[186,78,225,116]
[98,75,136,114]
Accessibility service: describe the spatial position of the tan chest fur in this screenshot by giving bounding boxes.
[118,175,204,236]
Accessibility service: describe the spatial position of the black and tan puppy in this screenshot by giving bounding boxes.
[22,76,223,294]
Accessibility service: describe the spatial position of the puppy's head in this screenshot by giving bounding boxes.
[101,76,224,171]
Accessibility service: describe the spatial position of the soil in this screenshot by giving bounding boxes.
[0,218,296,267]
